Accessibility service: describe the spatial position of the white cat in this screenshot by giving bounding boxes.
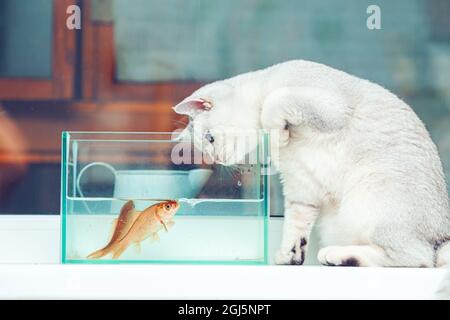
[174,60,450,267]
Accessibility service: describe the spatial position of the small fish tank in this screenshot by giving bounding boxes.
[61,131,270,264]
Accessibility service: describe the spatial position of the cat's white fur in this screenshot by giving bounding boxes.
[174,60,450,267]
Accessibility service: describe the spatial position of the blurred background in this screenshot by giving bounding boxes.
[0,0,449,215]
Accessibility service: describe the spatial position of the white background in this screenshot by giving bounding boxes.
[0,215,447,299]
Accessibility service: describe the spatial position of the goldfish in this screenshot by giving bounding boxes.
[87,200,179,260]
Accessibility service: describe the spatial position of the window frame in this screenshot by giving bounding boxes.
[0,0,76,100]
[81,0,203,102]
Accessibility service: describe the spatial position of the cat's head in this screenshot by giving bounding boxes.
[173,80,261,166]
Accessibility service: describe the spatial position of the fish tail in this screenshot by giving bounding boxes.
[87,248,107,259]
[111,241,129,259]
[87,243,115,259]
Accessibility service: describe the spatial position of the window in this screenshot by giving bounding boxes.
[0,0,75,100]
[0,0,449,215]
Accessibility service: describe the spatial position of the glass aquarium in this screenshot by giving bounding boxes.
[61,131,269,264]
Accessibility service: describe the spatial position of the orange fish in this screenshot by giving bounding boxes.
[105,200,140,248]
[87,200,179,259]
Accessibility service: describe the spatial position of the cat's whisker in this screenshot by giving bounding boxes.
[216,163,241,182]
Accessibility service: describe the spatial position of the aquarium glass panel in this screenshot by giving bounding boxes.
[61,131,269,264]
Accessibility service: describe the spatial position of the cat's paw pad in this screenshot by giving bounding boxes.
[275,237,308,265]
[317,246,360,267]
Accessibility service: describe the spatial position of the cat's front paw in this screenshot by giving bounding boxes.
[317,246,361,267]
[260,108,290,148]
[275,237,307,265]
[275,250,294,265]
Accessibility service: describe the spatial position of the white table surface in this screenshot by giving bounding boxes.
[0,215,447,299]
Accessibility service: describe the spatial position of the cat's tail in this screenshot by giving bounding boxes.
[435,240,450,299]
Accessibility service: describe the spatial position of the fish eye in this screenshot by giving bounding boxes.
[205,131,214,144]
[164,204,171,210]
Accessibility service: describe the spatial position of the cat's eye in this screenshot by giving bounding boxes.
[205,131,214,144]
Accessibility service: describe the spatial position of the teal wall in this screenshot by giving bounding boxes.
[113,0,431,90]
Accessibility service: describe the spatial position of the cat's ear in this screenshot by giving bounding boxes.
[173,98,212,116]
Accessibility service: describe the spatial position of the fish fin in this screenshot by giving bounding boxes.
[147,234,157,243]
[160,220,168,232]
[107,201,138,245]
[154,212,169,232]
[112,247,126,259]
[120,200,135,215]
[152,233,160,242]
[134,242,141,254]
[111,241,129,259]
[166,220,175,230]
